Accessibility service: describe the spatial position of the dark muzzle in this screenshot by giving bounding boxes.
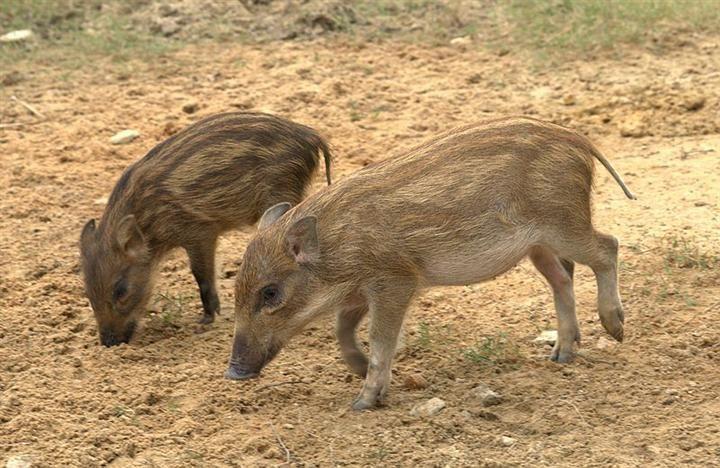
[99,321,137,347]
[225,333,281,380]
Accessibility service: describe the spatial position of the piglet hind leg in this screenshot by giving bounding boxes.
[529,246,580,363]
[546,230,625,343]
[186,237,221,324]
[351,279,416,411]
[589,233,625,341]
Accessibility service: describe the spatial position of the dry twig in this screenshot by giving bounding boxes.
[255,380,307,392]
[10,95,45,119]
[271,424,291,465]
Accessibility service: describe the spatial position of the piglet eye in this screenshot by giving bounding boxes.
[260,284,280,307]
[113,279,129,304]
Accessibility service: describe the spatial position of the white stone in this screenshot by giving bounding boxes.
[533,330,558,345]
[501,436,516,447]
[110,129,140,145]
[410,397,446,417]
[0,30,33,43]
[450,36,471,46]
[596,336,616,350]
[468,383,503,406]
[6,454,33,468]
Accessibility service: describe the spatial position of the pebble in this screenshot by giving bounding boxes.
[501,436,516,447]
[403,373,428,390]
[533,330,557,345]
[410,397,446,417]
[182,101,199,114]
[94,196,108,205]
[450,36,471,46]
[0,30,33,43]
[562,94,576,106]
[681,95,705,112]
[110,130,140,145]
[619,115,649,138]
[6,454,33,468]
[151,18,181,37]
[596,336,616,350]
[2,71,23,87]
[468,383,503,407]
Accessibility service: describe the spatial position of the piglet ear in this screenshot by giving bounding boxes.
[258,202,292,230]
[116,215,146,258]
[80,219,96,244]
[285,216,319,265]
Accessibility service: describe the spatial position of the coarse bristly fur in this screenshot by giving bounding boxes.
[227,116,635,410]
[79,112,332,346]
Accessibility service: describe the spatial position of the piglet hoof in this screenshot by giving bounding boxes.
[345,352,369,377]
[550,345,576,364]
[351,397,378,411]
[198,312,215,325]
[600,308,624,342]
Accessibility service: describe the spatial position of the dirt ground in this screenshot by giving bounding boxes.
[2,11,720,468]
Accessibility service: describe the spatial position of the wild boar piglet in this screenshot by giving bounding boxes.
[227,116,635,410]
[80,112,331,346]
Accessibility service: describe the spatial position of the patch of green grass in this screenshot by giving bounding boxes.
[0,0,176,69]
[412,320,459,353]
[416,321,433,349]
[663,234,718,270]
[155,292,190,327]
[352,0,476,43]
[463,332,521,369]
[501,0,720,58]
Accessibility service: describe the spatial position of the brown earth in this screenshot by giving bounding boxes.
[1,24,720,468]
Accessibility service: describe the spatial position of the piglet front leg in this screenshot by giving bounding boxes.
[352,279,415,410]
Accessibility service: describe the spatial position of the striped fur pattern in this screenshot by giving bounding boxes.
[226,116,634,410]
[80,112,332,346]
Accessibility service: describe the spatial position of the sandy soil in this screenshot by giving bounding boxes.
[1,30,720,468]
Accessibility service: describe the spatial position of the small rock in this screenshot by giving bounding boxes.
[679,438,703,451]
[466,73,483,84]
[125,442,137,458]
[110,130,140,145]
[2,71,23,87]
[662,396,678,405]
[468,383,502,407]
[694,201,708,207]
[94,196,108,205]
[231,99,255,110]
[619,115,649,138]
[182,101,199,114]
[500,436,516,447]
[0,30,34,43]
[283,423,294,429]
[6,454,33,468]
[681,95,705,112]
[410,397,446,417]
[450,36,471,46]
[562,94,576,106]
[474,409,499,421]
[403,373,428,390]
[151,18,181,37]
[596,336,616,350]
[158,4,179,17]
[533,330,557,345]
